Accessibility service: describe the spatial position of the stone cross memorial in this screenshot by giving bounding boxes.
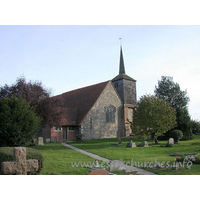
[1,147,38,175]
[38,137,44,145]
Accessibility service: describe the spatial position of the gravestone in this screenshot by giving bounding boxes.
[1,147,38,175]
[46,138,51,143]
[86,169,109,175]
[169,138,174,145]
[138,141,148,147]
[123,170,138,175]
[93,160,100,168]
[38,137,44,145]
[109,159,125,172]
[126,140,136,148]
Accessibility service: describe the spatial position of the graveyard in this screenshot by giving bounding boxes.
[15,134,200,175]
[1,135,200,175]
[65,135,200,175]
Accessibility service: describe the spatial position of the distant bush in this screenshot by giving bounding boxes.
[0,147,44,175]
[75,133,83,143]
[170,129,183,143]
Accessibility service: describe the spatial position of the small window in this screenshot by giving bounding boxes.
[105,105,116,122]
[114,82,118,88]
[90,117,93,130]
[68,126,75,131]
[54,126,61,131]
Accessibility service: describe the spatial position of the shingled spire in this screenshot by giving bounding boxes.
[119,46,125,74]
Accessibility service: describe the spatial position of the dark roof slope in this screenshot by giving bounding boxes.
[59,81,109,125]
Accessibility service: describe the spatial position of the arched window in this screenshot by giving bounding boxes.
[105,105,116,122]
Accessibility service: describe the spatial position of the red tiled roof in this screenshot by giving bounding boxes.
[58,81,109,125]
[60,108,77,126]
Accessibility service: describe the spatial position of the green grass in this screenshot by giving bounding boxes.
[67,135,200,175]
[31,143,100,175]
[29,135,200,175]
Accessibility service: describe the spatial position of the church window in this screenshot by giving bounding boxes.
[68,126,75,131]
[54,126,61,131]
[105,105,116,122]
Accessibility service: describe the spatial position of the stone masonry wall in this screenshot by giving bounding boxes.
[81,81,124,139]
[123,79,137,105]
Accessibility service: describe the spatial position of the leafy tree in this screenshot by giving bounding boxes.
[130,95,176,143]
[191,119,200,134]
[154,76,193,140]
[0,96,41,147]
[0,77,64,127]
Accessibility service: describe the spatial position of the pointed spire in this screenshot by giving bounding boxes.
[119,46,125,74]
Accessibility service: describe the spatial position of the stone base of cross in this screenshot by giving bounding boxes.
[1,147,39,175]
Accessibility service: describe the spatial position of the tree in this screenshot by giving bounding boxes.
[0,96,41,147]
[130,95,176,143]
[0,77,64,127]
[154,76,193,140]
[191,119,200,134]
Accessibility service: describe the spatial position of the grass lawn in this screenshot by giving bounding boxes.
[32,143,100,175]
[67,134,200,175]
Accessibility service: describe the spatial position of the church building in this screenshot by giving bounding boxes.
[40,46,137,141]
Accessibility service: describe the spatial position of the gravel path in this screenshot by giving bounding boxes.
[61,142,157,175]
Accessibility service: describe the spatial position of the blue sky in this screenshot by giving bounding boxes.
[0,25,200,120]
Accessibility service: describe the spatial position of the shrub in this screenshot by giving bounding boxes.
[194,155,200,164]
[0,147,44,175]
[170,129,183,143]
[75,133,83,143]
[0,96,41,147]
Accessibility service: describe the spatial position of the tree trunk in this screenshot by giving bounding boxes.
[152,133,159,144]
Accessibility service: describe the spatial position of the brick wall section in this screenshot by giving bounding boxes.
[67,129,76,140]
[50,127,62,141]
[81,81,124,139]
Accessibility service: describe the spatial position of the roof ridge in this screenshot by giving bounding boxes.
[61,80,110,96]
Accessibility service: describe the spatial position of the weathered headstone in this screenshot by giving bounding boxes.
[46,138,51,143]
[38,137,44,145]
[123,170,138,175]
[93,160,100,168]
[86,169,109,175]
[126,140,136,148]
[169,138,174,145]
[109,159,125,172]
[1,147,38,175]
[138,141,148,147]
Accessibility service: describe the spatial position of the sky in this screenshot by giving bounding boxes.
[0,25,200,120]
